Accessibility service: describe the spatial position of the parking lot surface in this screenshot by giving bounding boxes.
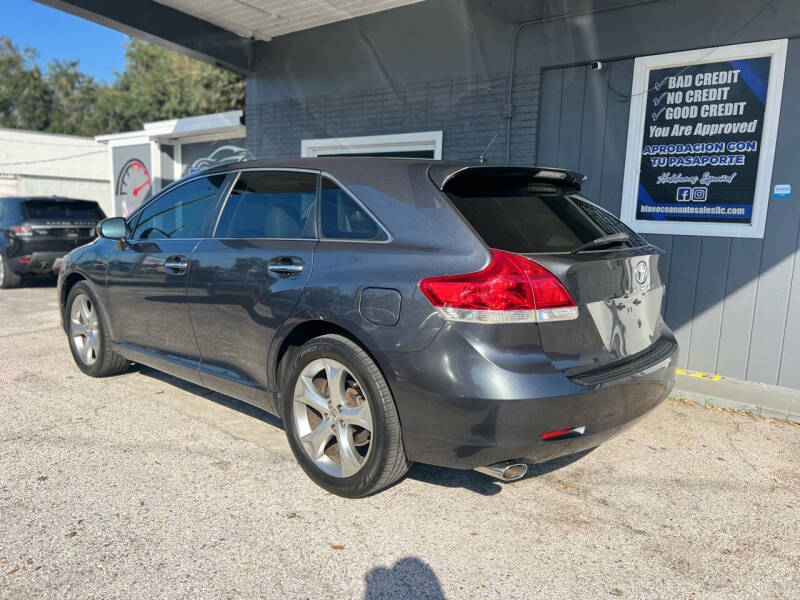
[1,284,799,599]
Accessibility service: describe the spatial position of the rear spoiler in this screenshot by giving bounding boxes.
[428,165,586,191]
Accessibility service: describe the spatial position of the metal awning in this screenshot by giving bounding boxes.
[94,111,245,145]
[154,0,425,42]
[36,0,423,73]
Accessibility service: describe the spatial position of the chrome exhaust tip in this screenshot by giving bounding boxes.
[474,460,528,481]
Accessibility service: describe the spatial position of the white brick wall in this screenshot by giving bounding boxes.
[0,129,110,214]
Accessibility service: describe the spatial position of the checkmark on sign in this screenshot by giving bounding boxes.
[652,92,668,106]
[651,107,667,121]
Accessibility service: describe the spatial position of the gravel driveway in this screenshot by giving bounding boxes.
[1,284,798,599]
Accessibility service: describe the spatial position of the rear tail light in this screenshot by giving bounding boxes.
[10,225,32,236]
[19,256,32,264]
[540,425,587,441]
[418,249,579,323]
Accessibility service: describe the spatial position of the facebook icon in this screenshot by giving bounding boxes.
[676,187,692,202]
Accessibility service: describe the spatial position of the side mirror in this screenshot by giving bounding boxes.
[97,217,128,241]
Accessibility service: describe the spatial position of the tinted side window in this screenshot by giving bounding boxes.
[0,199,5,220]
[131,175,225,240]
[215,171,317,239]
[573,197,648,247]
[320,177,386,241]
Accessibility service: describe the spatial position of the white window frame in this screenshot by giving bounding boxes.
[301,131,443,159]
[620,39,787,238]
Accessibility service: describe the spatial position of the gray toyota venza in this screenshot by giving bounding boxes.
[58,158,677,497]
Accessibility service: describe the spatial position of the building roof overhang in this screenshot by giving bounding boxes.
[95,111,245,146]
[35,0,424,74]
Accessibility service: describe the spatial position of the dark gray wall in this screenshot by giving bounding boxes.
[243,0,800,388]
[159,145,174,189]
[247,0,800,162]
[247,68,539,163]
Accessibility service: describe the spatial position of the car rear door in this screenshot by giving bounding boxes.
[524,241,668,375]
[440,168,673,377]
[188,169,318,408]
[105,174,230,383]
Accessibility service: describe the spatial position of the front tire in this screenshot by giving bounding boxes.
[281,334,409,497]
[66,282,129,377]
[0,253,21,289]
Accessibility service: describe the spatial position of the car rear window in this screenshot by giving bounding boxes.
[444,177,646,253]
[23,200,105,221]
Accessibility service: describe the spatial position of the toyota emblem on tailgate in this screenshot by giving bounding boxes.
[635,260,649,285]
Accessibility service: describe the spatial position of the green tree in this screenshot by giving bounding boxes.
[46,60,102,135]
[0,36,245,136]
[91,39,245,133]
[0,37,51,131]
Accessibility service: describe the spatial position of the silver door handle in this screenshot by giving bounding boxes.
[164,259,188,271]
[268,264,304,275]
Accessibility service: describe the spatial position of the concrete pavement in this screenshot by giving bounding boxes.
[674,370,800,423]
[1,284,798,599]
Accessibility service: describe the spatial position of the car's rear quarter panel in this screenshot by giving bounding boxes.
[270,161,490,385]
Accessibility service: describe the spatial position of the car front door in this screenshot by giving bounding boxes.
[105,173,230,383]
[188,169,318,408]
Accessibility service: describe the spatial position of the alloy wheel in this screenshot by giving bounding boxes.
[292,358,374,478]
[70,294,100,366]
[0,257,5,287]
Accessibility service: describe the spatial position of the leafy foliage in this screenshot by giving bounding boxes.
[0,37,245,136]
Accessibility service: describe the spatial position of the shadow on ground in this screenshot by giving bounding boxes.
[406,448,594,495]
[15,276,58,288]
[135,364,594,495]
[134,364,282,428]
[364,557,445,600]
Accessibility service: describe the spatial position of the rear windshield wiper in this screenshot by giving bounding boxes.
[571,232,630,254]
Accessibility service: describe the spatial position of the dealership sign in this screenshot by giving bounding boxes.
[621,40,787,238]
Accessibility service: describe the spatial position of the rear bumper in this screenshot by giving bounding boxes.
[384,323,677,470]
[6,235,94,275]
[8,251,66,274]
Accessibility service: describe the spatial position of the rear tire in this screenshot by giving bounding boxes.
[66,282,129,377]
[0,253,21,289]
[281,334,409,497]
